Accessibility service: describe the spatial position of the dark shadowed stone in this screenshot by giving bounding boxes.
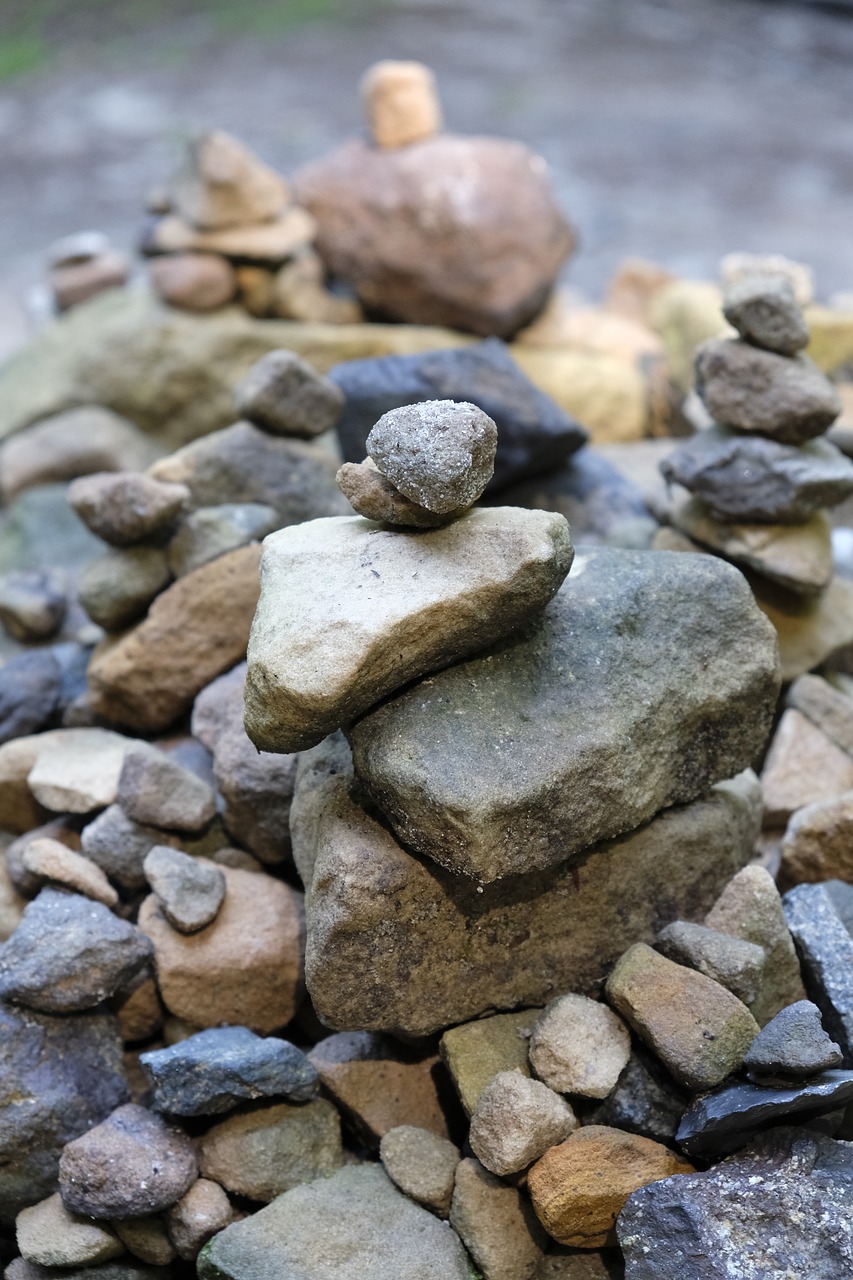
[4,1258,173,1279]
[329,339,587,491]
[786,673,853,757]
[587,1049,689,1145]
[0,650,62,745]
[0,889,153,1013]
[0,1002,128,1225]
[783,882,853,1059]
[675,1070,853,1158]
[618,1127,853,1278]
[743,1000,843,1083]
[348,546,779,882]
[139,1026,317,1115]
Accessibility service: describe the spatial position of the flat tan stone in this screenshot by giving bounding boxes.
[22,837,118,907]
[16,1192,123,1268]
[170,131,289,231]
[761,708,853,826]
[147,207,315,262]
[780,790,853,888]
[27,728,139,814]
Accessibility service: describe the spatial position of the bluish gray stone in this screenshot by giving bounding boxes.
[587,1048,688,1145]
[783,881,853,1059]
[743,1000,843,1082]
[0,649,62,744]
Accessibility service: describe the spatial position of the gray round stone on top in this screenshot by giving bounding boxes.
[722,274,810,356]
[743,999,843,1083]
[142,846,226,935]
[366,399,497,514]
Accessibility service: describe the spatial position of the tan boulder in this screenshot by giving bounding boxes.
[780,790,853,888]
[22,837,118,907]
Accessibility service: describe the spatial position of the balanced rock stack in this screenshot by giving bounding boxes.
[142,130,358,323]
[657,275,853,677]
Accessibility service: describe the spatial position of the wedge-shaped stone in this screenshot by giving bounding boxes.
[302,769,760,1038]
[348,546,779,881]
[244,508,573,753]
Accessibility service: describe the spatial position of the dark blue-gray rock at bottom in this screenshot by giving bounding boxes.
[783,881,853,1060]
[139,1025,318,1115]
[328,338,588,492]
[675,1069,853,1157]
[618,1126,853,1280]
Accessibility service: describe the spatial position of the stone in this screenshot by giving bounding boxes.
[142,847,225,934]
[440,1009,540,1115]
[361,60,441,149]
[0,407,155,503]
[4,818,81,897]
[4,1259,169,1280]
[119,749,216,833]
[605,256,676,324]
[618,1127,853,1279]
[26,727,136,815]
[756,574,853,681]
[337,458,458,527]
[367,399,497,513]
[112,1213,176,1266]
[0,737,55,834]
[138,865,303,1033]
[68,472,189,547]
[0,649,62,745]
[308,1031,449,1146]
[706,864,806,1026]
[165,502,278,577]
[170,130,288,230]
[450,1157,548,1280]
[0,858,25,941]
[81,805,179,893]
[330,339,587,490]
[0,888,153,1014]
[695,339,841,443]
[197,1098,342,1201]
[587,1048,688,1145]
[197,1163,471,1280]
[660,427,853,523]
[527,1126,693,1249]
[786,673,853,757]
[528,995,631,1100]
[148,253,236,312]
[379,1126,459,1217]
[0,486,103,588]
[720,251,814,305]
[296,134,574,337]
[302,770,761,1037]
[648,278,728,394]
[0,570,66,642]
[165,1178,233,1261]
[245,507,573,756]
[87,542,262,732]
[760,708,853,826]
[140,1025,316,1115]
[534,1250,624,1278]
[59,1103,197,1219]
[111,969,164,1044]
[469,1070,577,1176]
[347,547,779,882]
[744,1000,843,1082]
[49,250,131,312]
[79,546,171,631]
[234,349,344,438]
[269,250,365,324]
[781,791,853,887]
[723,273,810,356]
[654,921,766,1006]
[22,837,118,908]
[676,1071,853,1157]
[783,881,853,1059]
[605,943,760,1092]
[143,207,316,263]
[16,1193,123,1267]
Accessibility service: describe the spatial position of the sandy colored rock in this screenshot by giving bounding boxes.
[361,60,442,149]
[379,1126,460,1217]
[367,399,497,512]
[605,943,760,1092]
[654,920,765,1006]
[145,207,316,263]
[528,1126,694,1249]
[787,673,853,757]
[166,1178,234,1261]
[69,471,189,546]
[469,1069,577,1176]
[245,508,572,754]
[451,1157,548,1280]
[119,747,216,833]
[148,252,237,311]
[112,1213,176,1265]
[197,1099,341,1202]
[16,1193,123,1268]
[0,407,155,503]
[720,251,814,306]
[761,708,853,826]
[604,256,676,325]
[143,846,225,934]
[754,573,853,682]
[528,994,631,1099]
[723,274,810,356]
[234,349,344,438]
[110,969,164,1044]
[170,130,288,230]
[87,542,262,732]
[336,458,451,527]
[440,1009,540,1116]
[781,790,853,887]
[22,836,118,908]
[26,727,137,814]
[80,546,172,632]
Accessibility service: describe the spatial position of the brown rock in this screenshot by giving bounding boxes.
[786,673,853,757]
[761,708,853,826]
[336,458,451,527]
[528,995,631,1100]
[86,542,262,732]
[754,574,853,682]
[138,864,303,1033]
[197,1098,342,1202]
[112,1213,176,1265]
[0,406,155,503]
[361,60,442,149]
[165,1177,234,1260]
[379,1126,460,1217]
[170,131,289,231]
[469,1070,577,1176]
[118,747,216,833]
[780,790,853,888]
[450,1156,548,1280]
[148,253,237,312]
[22,836,118,908]
[68,471,189,546]
[270,248,364,324]
[50,251,130,312]
[440,1009,540,1116]
[110,969,164,1044]
[528,1126,694,1248]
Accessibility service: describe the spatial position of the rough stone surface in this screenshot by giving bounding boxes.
[302,771,761,1037]
[361,60,441,149]
[25,728,136,815]
[337,457,457,527]
[605,943,760,1092]
[654,920,766,1006]
[0,888,153,1014]
[197,1164,471,1280]
[440,1009,539,1116]
[245,507,573,756]
[139,1025,317,1114]
[379,1126,459,1218]
[68,472,189,546]
[59,1103,198,1219]
[112,1212,176,1266]
[119,749,216,834]
[787,673,853,758]
[165,1178,233,1261]
[761,709,853,826]
[451,1157,548,1280]
[722,273,810,355]
[165,502,278,577]
[0,649,62,746]
[347,547,779,881]
[142,846,225,934]
[169,130,288,230]
[16,1193,123,1268]
[22,837,118,908]
[366,399,497,513]
[79,546,172,632]
[0,407,155,503]
[783,881,853,1059]
[469,1069,577,1176]
[0,570,66,642]
[528,995,631,1100]
[197,1098,341,1202]
[81,804,179,893]
[743,1000,843,1082]
[234,349,344,438]
[138,865,303,1033]
[148,250,237,313]
[145,205,314,262]
[528,1126,693,1248]
[695,338,842,443]
[587,1049,688,1145]
[755,573,853,682]
[780,790,853,887]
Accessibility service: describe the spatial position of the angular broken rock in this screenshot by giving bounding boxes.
[197,1098,342,1202]
[361,60,442,149]
[25,727,134,815]
[783,881,853,1059]
[379,1126,459,1218]
[366,400,497,513]
[743,1000,843,1083]
[786,673,853,758]
[244,508,573,754]
[22,836,118,908]
[118,747,217,833]
[439,1008,540,1116]
[760,707,853,827]
[347,546,779,881]
[528,994,632,1100]
[234,349,344,438]
[450,1156,548,1279]
[654,920,766,1006]
[302,770,761,1037]
[81,803,180,892]
[722,273,810,356]
[468,1069,577,1176]
[169,130,288,231]
[142,846,226,934]
[336,458,451,527]
[68,471,189,546]
[780,791,853,888]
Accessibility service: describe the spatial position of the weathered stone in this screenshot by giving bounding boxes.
[0,889,153,1014]
[720,252,814,305]
[270,249,365,324]
[528,1126,693,1248]
[781,792,853,887]
[50,249,131,313]
[112,1213,176,1266]
[148,252,236,311]
[197,1164,471,1280]
[0,407,155,503]
[68,472,189,547]
[140,1025,317,1114]
[169,130,288,230]
[26,727,136,815]
[144,207,314,263]
[762,708,853,826]
[165,1178,233,1261]
[5,1259,169,1280]
[379,1126,459,1217]
[587,1048,688,1145]
[234,349,344,438]
[723,273,810,356]
[0,649,62,745]
[533,1248,625,1278]
[783,881,853,1059]
[81,804,180,893]
[695,339,841,443]
[787,673,853,757]
[367,399,497,513]
[440,1009,540,1115]
[245,508,573,756]
[361,60,441,149]
[755,573,853,681]
[0,857,25,941]
[605,943,760,1092]
[336,458,450,527]
[142,847,225,934]
[165,503,278,577]
[16,1193,123,1268]
[4,818,81,897]
[744,1000,843,1082]
[59,1103,197,1219]
[0,570,66,642]
[348,547,779,882]
[22,837,118,908]
[87,543,262,732]
[654,921,766,1006]
[197,1098,341,1202]
[138,865,302,1033]
[469,1070,577,1176]
[110,969,164,1045]
[450,1157,548,1280]
[80,546,171,632]
[119,749,216,834]
[528,995,631,1100]
[303,771,761,1037]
